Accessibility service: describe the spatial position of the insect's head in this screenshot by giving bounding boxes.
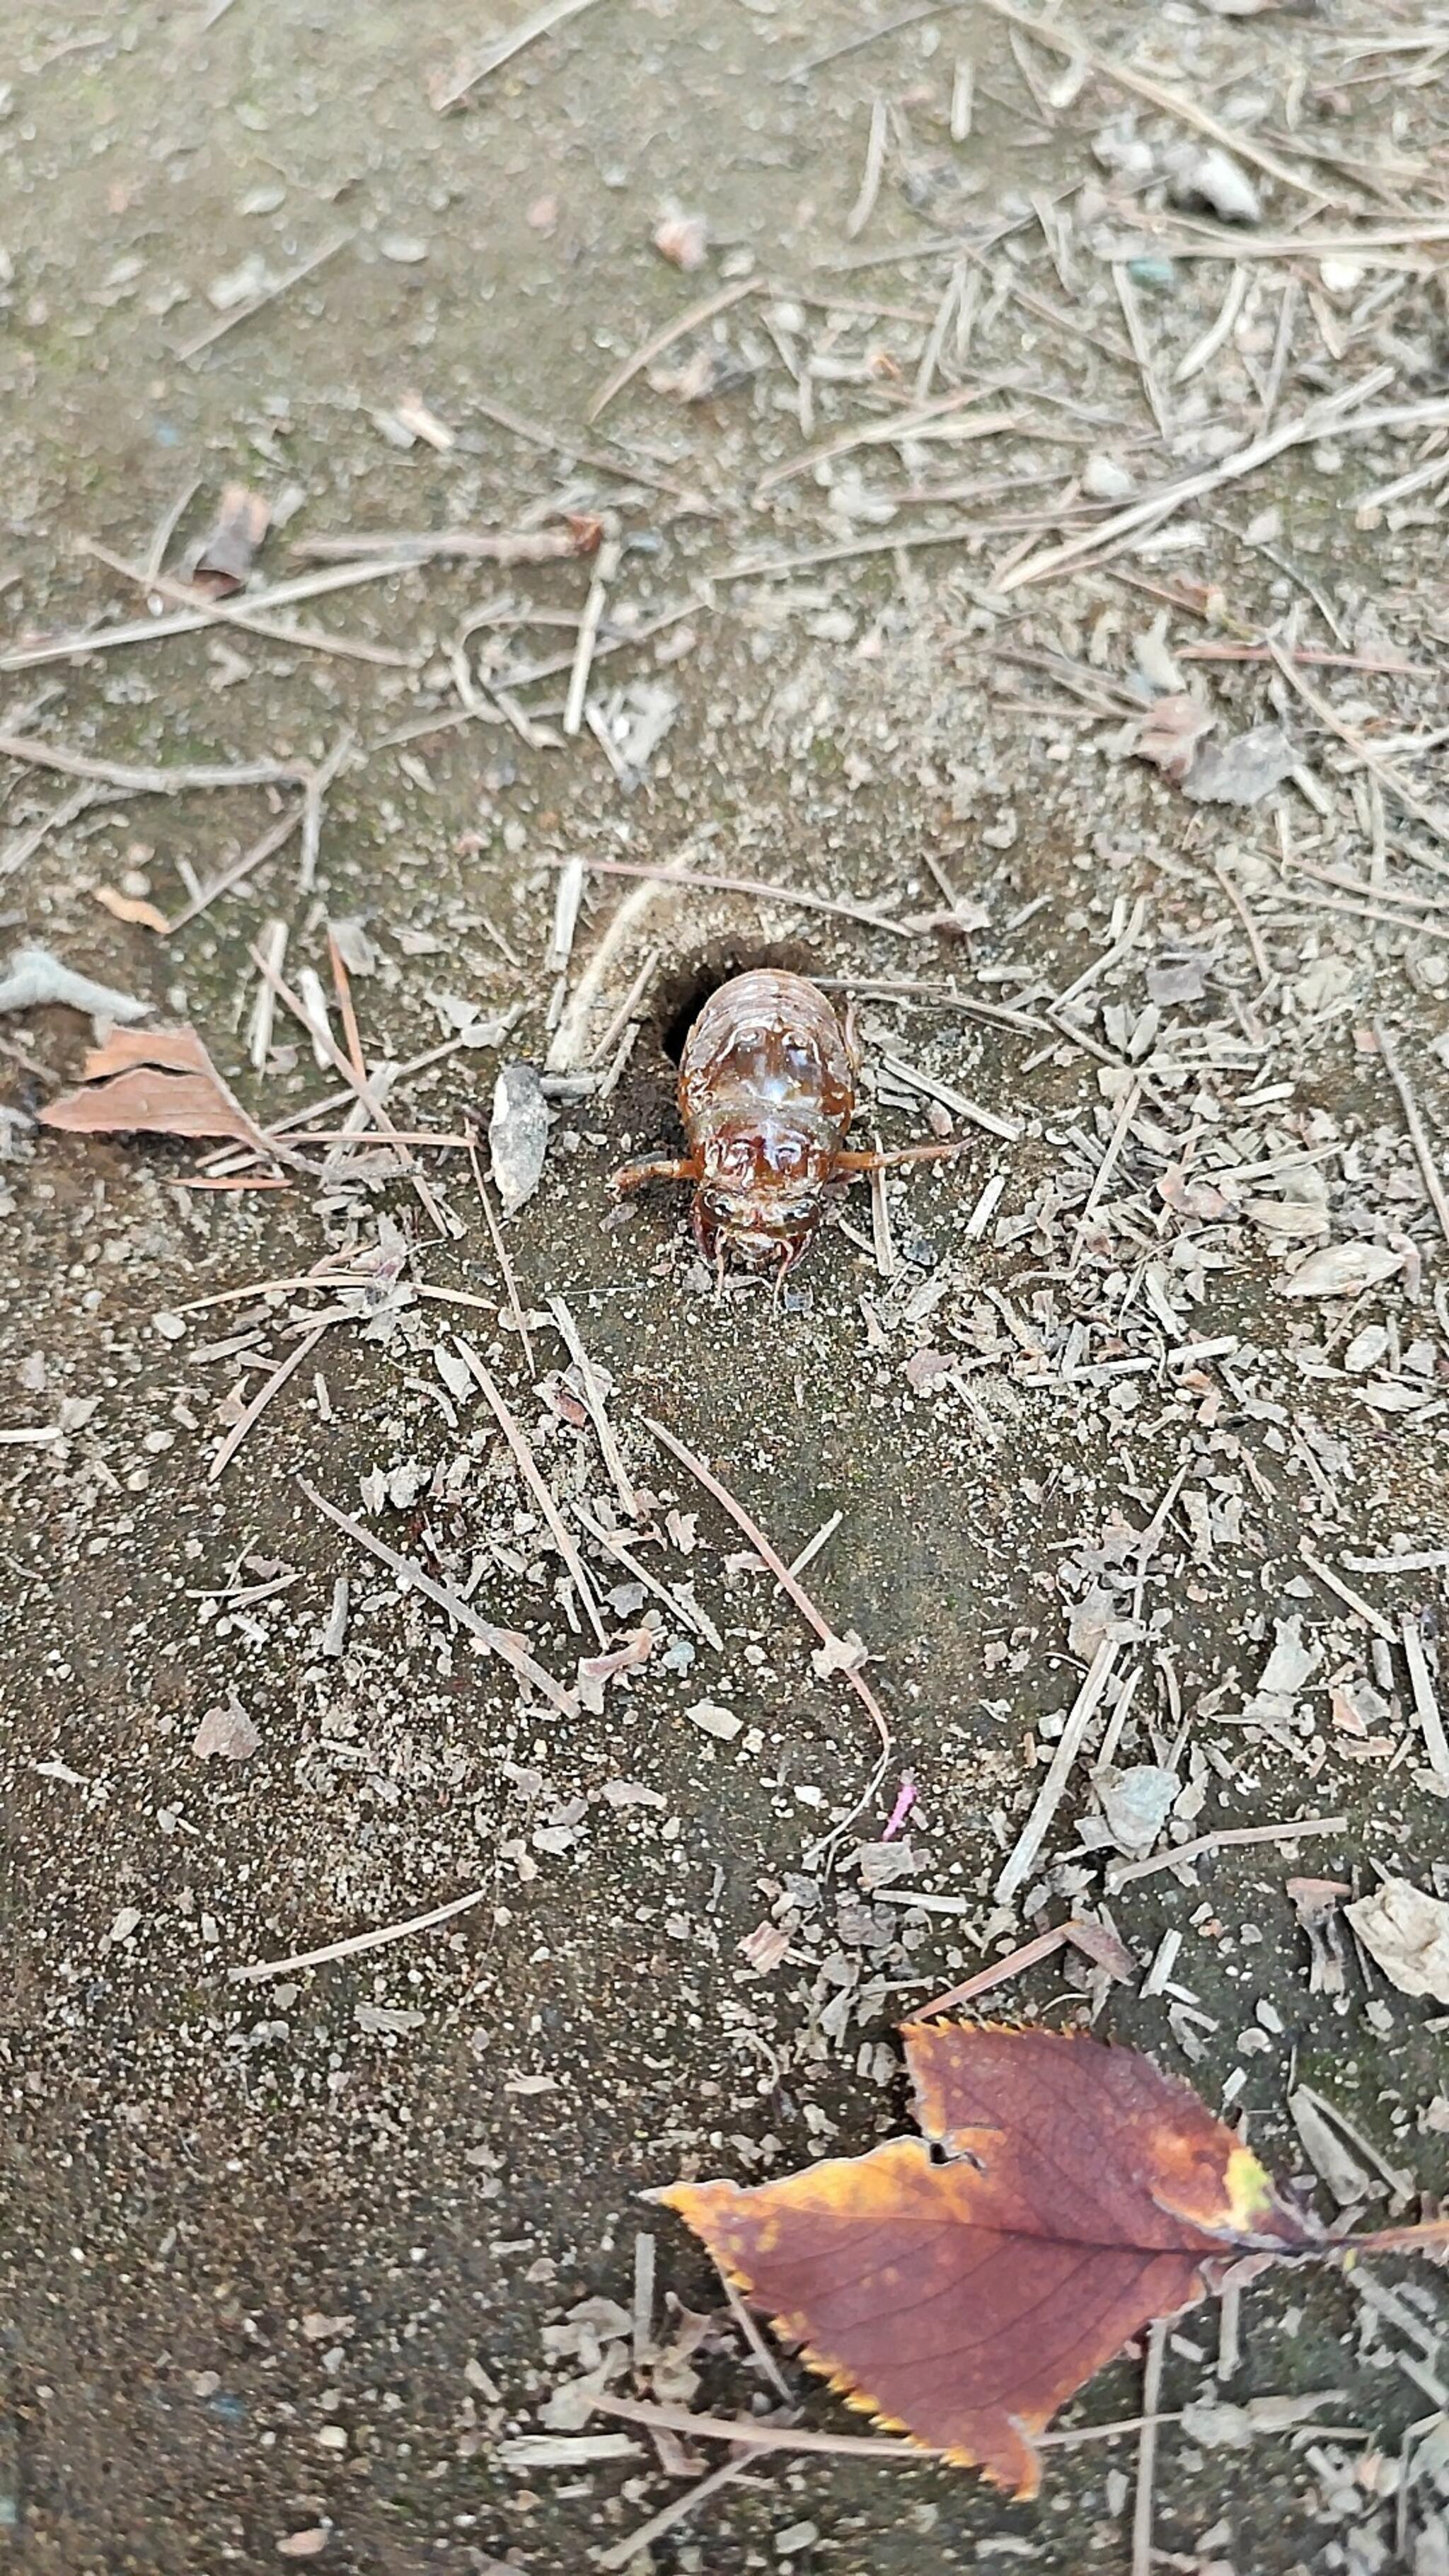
[697,1122,829,1268]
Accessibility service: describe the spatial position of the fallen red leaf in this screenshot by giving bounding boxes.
[38,1025,267,1149]
[662,2023,1317,2497]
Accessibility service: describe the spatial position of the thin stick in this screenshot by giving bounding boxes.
[594,2392,917,2461]
[572,1501,723,1649]
[1113,264,1170,439]
[299,1477,575,1714]
[1372,1017,1449,1251]
[587,276,759,422]
[996,1639,1121,1902]
[548,1295,638,1519]
[1068,1080,1141,1273]
[755,380,1010,498]
[594,2455,761,2572]
[593,2391,1180,2458]
[1299,1544,1397,1646]
[0,781,103,879]
[917,1926,1068,2017]
[324,929,367,1090]
[563,538,618,734]
[249,942,453,1236]
[299,729,355,893]
[433,0,609,112]
[468,388,709,506]
[209,1320,330,1483]
[1213,860,1273,988]
[81,541,412,669]
[0,732,305,795]
[3,555,423,677]
[645,1416,893,1801]
[175,233,351,364]
[232,1880,492,1983]
[997,371,1401,595]
[1108,1813,1347,1892]
[1400,1612,1449,1781]
[846,97,889,239]
[466,1135,535,1374]
[144,478,200,580]
[294,524,598,566]
[546,852,918,941]
[454,1342,608,1643]
[970,0,1327,204]
[1268,638,1449,857]
[1131,2320,1168,2576]
[1172,265,1249,388]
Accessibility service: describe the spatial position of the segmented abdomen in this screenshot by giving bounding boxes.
[679,969,855,1154]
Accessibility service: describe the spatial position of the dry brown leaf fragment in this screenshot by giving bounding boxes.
[38,1024,266,1148]
[1129,691,1216,785]
[662,2023,1317,2497]
[189,484,270,596]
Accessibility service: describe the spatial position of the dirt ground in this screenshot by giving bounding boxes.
[3,1,1449,2570]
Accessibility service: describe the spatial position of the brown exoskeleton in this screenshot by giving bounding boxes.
[613,968,964,1281]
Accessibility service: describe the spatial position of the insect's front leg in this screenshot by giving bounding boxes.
[611,1155,702,1197]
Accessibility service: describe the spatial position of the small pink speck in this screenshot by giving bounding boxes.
[882,1776,916,1842]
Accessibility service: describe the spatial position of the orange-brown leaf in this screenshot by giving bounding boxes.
[38,1025,262,1147]
[661,2024,1315,2497]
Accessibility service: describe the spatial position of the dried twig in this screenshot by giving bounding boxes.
[969,0,1329,204]
[175,233,351,364]
[917,1925,1069,2018]
[846,97,889,239]
[164,802,304,936]
[299,729,356,893]
[1400,1613,1449,1782]
[645,1417,893,1803]
[572,1501,723,1650]
[594,2454,763,2572]
[0,732,306,795]
[546,852,918,941]
[587,276,760,422]
[755,381,1012,498]
[249,941,453,1236]
[563,538,619,734]
[592,2391,1178,2458]
[0,555,420,674]
[1299,1544,1397,1646]
[995,1641,1123,1902]
[80,541,412,668]
[1372,1017,1449,1252]
[208,1319,330,1482]
[233,1880,493,1984]
[0,782,103,879]
[466,1133,536,1373]
[998,371,1408,594]
[1131,2320,1169,2576]
[433,0,608,111]
[549,1295,638,1519]
[1107,1814,1347,1893]
[454,1342,608,1643]
[300,1478,575,1714]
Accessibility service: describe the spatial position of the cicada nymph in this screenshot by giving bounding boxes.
[614,968,964,1280]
